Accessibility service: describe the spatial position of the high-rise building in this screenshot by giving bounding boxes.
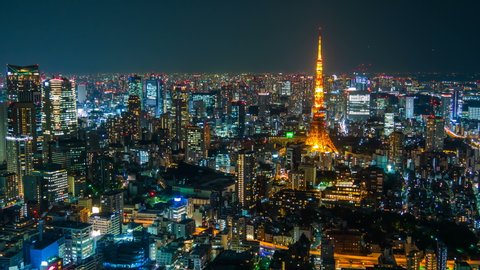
[436,241,447,270]
[42,78,78,140]
[186,124,210,164]
[236,150,256,209]
[257,92,271,119]
[425,249,437,270]
[388,131,405,171]
[440,93,452,125]
[49,221,94,266]
[321,237,335,270]
[451,89,462,121]
[6,102,37,196]
[0,171,18,208]
[89,213,121,236]
[280,80,292,96]
[347,91,371,121]
[425,116,445,152]
[0,102,8,163]
[128,75,143,98]
[384,112,395,136]
[173,85,190,150]
[405,96,415,119]
[6,65,43,166]
[101,189,124,216]
[190,92,216,120]
[31,163,69,203]
[144,79,164,117]
[124,95,141,143]
[231,101,246,138]
[76,83,87,104]
[6,64,41,103]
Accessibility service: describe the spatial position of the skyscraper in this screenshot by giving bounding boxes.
[42,78,78,141]
[425,116,445,152]
[6,64,41,102]
[305,29,337,153]
[186,124,210,164]
[6,64,43,165]
[451,88,462,121]
[0,171,18,208]
[231,101,246,138]
[405,96,415,119]
[31,163,69,203]
[236,150,256,209]
[0,103,8,163]
[347,91,371,121]
[6,102,37,197]
[173,85,189,150]
[124,95,142,143]
[144,78,164,117]
[128,75,143,98]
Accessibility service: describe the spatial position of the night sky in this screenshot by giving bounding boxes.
[1,0,479,74]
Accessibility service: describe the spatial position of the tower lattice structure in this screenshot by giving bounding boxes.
[305,29,338,153]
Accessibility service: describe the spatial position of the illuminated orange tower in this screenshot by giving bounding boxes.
[305,29,338,153]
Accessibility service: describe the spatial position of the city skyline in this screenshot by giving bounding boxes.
[1,1,480,270]
[1,0,479,74]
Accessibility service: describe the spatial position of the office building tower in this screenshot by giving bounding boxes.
[257,92,271,119]
[451,89,462,121]
[31,163,69,203]
[6,65,43,163]
[236,150,256,209]
[144,79,164,117]
[48,138,87,176]
[388,131,405,171]
[437,241,447,270]
[280,80,292,96]
[0,171,18,208]
[124,95,141,142]
[440,93,452,124]
[321,237,335,270]
[405,96,415,119]
[42,78,78,140]
[0,103,7,163]
[128,75,142,98]
[49,221,94,266]
[173,85,189,149]
[6,134,32,197]
[286,143,303,171]
[347,91,371,121]
[426,116,445,152]
[231,101,246,138]
[101,189,124,216]
[190,92,216,120]
[384,112,395,136]
[89,213,121,236]
[77,83,87,104]
[6,102,37,196]
[425,249,437,270]
[89,154,115,191]
[186,125,209,164]
[406,250,421,270]
[6,64,41,103]
[354,75,369,91]
[23,174,44,213]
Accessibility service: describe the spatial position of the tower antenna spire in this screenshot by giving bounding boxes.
[305,28,338,153]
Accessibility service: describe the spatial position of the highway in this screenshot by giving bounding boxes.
[258,240,480,269]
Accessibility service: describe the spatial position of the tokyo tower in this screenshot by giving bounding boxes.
[305,29,338,153]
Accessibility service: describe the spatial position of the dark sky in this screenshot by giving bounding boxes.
[1,0,479,74]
